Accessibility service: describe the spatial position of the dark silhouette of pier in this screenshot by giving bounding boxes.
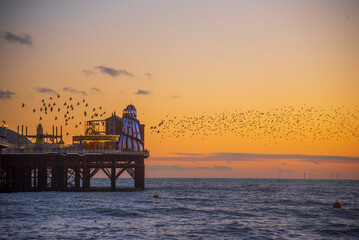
[1,104,149,193]
[0,149,149,193]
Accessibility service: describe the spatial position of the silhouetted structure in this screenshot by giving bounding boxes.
[0,104,149,192]
[0,150,148,192]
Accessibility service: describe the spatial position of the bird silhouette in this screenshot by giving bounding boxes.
[26,94,110,137]
[149,105,359,145]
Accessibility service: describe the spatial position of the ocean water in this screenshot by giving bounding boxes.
[1,178,358,240]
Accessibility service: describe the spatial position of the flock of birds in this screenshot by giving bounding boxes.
[20,94,107,136]
[150,105,359,144]
[12,101,359,145]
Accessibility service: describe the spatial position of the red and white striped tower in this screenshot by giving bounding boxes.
[118,104,143,151]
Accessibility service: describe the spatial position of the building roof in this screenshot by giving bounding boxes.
[125,104,136,111]
[105,114,122,121]
[0,127,33,144]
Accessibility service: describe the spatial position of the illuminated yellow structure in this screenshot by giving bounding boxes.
[72,111,144,150]
[72,134,120,150]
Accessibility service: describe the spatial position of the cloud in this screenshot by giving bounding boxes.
[1,31,33,46]
[346,14,351,21]
[90,87,101,93]
[150,152,359,164]
[62,87,87,95]
[173,153,202,156]
[0,90,16,100]
[209,153,359,164]
[135,89,151,95]
[147,165,186,172]
[83,70,94,77]
[194,166,233,171]
[35,87,57,95]
[145,73,152,80]
[147,165,233,172]
[95,66,134,78]
[276,168,292,173]
[172,95,181,99]
[172,153,202,156]
[193,166,212,171]
[213,166,233,171]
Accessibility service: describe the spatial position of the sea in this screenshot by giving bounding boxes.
[1,178,358,240]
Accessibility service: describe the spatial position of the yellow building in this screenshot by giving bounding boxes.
[72,111,145,150]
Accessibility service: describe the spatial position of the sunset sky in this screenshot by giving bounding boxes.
[1,0,358,179]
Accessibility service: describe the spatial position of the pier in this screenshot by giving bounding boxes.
[0,104,149,193]
[0,149,149,193]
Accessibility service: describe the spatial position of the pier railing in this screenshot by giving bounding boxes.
[1,145,149,157]
[66,149,150,157]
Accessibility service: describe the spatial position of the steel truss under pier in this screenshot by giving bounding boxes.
[0,152,146,193]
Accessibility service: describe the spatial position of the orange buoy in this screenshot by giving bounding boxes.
[153,195,159,199]
[333,200,342,208]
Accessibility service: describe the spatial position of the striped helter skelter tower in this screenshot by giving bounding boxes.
[118,104,143,151]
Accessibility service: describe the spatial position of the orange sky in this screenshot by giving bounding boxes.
[0,0,358,179]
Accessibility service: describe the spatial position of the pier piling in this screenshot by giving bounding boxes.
[0,150,148,192]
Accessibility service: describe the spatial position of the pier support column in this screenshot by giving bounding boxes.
[33,168,37,189]
[83,157,90,190]
[13,157,26,192]
[18,166,26,192]
[38,165,47,190]
[74,166,80,189]
[51,155,66,190]
[24,166,31,191]
[111,161,116,191]
[5,167,12,191]
[134,157,145,189]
